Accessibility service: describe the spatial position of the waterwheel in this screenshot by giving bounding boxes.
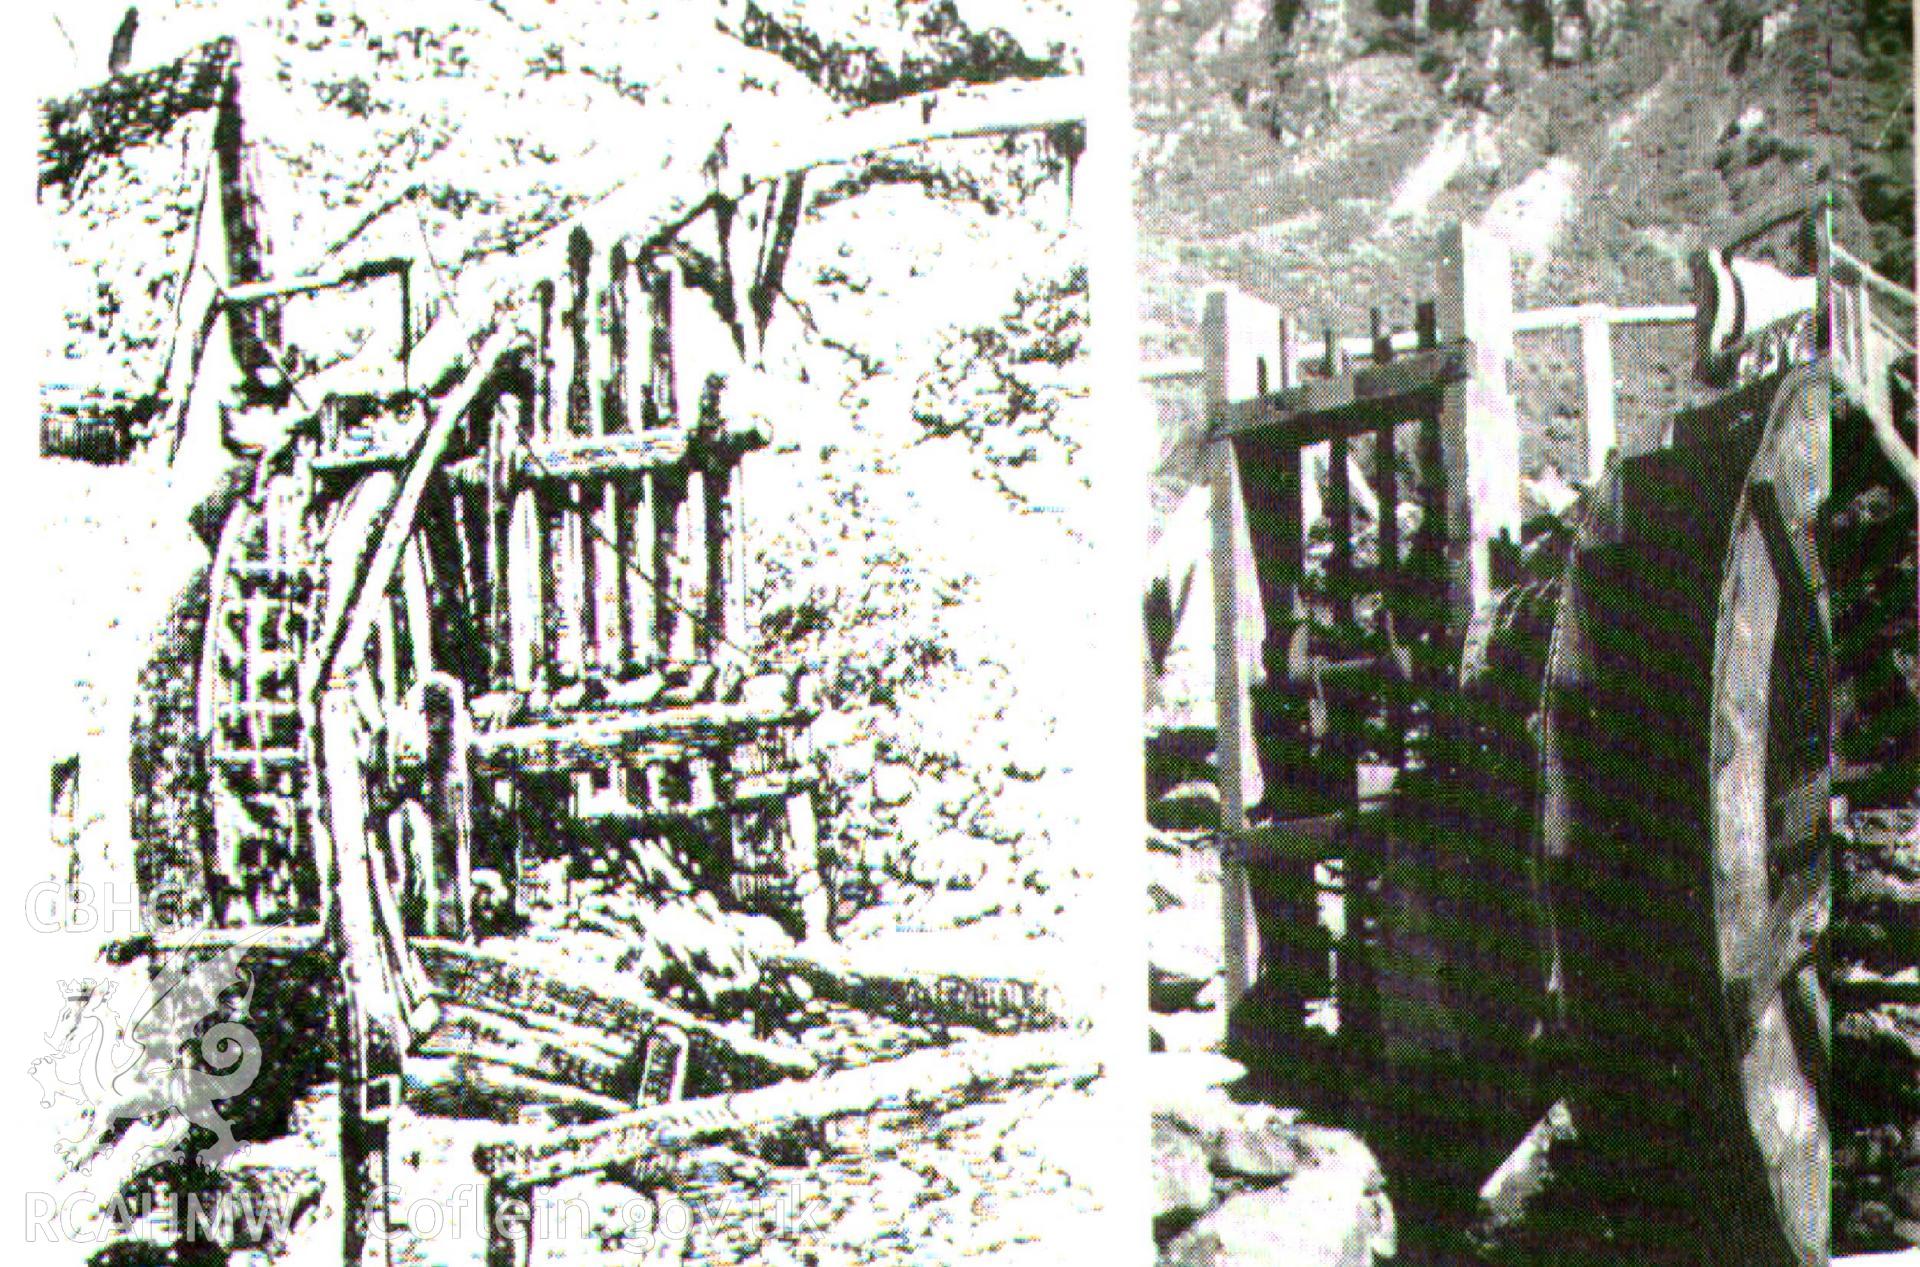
[1540,366,1830,1265]
[201,452,460,934]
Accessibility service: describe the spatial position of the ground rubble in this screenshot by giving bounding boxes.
[64,905,1101,1267]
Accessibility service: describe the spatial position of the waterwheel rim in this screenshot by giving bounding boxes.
[314,474,440,932]
[1710,366,1832,1265]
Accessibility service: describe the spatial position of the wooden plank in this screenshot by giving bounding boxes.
[652,471,688,662]
[706,460,742,655]
[1208,345,1469,441]
[1218,814,1346,868]
[414,939,815,1092]
[416,1005,629,1098]
[1510,302,1694,332]
[563,227,595,439]
[590,480,623,676]
[1203,290,1261,1012]
[539,231,592,683]
[1329,433,1354,631]
[620,477,657,669]
[407,1055,629,1120]
[496,431,694,482]
[484,393,515,689]
[642,259,676,429]
[782,790,829,940]
[720,78,1085,203]
[547,485,589,682]
[682,470,714,660]
[103,923,327,962]
[473,1033,1099,1188]
[219,257,412,307]
[506,487,544,693]
[1374,421,1403,764]
[424,674,475,940]
[593,242,632,678]
[726,765,820,803]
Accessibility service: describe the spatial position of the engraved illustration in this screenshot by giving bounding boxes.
[30,4,1107,1262]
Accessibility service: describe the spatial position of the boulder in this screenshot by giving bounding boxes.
[1154,1117,1216,1224]
[1161,1159,1395,1266]
[1210,1110,1315,1180]
[1150,781,1221,830]
[1151,962,1214,1014]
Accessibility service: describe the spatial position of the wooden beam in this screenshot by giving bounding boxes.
[1510,302,1693,332]
[1207,345,1468,441]
[472,1033,1099,1188]
[408,1055,631,1121]
[218,257,411,306]
[1203,290,1263,1012]
[506,488,544,693]
[1329,434,1354,631]
[498,431,697,482]
[683,77,1085,233]
[471,701,812,776]
[416,1005,631,1100]
[1219,813,1346,868]
[102,923,326,962]
[759,945,1071,1034]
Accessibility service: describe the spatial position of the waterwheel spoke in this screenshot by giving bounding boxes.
[1750,481,1818,613]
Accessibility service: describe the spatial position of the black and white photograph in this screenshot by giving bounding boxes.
[1138,1,1915,1264]
[16,3,1128,1264]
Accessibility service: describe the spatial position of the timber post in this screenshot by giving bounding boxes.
[1205,288,1257,1012]
[1434,222,1521,645]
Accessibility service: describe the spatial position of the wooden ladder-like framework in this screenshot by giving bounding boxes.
[1204,222,1525,1032]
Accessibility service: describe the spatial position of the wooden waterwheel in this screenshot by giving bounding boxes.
[1538,365,1831,1265]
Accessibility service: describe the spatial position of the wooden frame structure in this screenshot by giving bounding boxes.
[1206,222,1533,1013]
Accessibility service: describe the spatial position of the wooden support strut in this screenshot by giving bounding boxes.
[1205,289,1285,1012]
